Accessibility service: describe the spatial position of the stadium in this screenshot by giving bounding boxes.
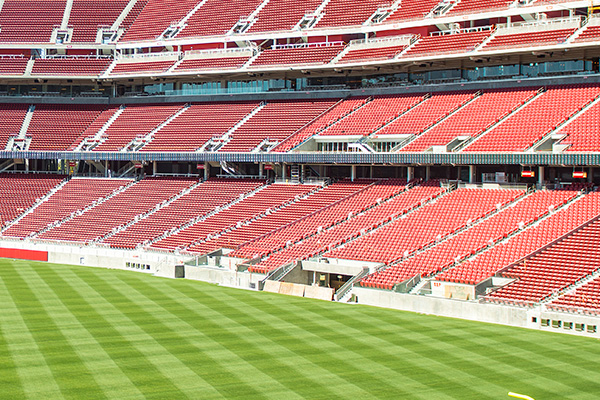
[1,0,600,397]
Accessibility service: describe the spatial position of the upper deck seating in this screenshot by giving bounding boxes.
[313,0,386,28]
[246,0,323,33]
[0,0,66,43]
[177,0,264,38]
[401,29,491,57]
[249,44,345,68]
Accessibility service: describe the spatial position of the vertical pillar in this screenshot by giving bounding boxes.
[407,166,414,182]
[259,163,264,178]
[469,165,476,183]
[538,166,545,188]
[588,167,593,183]
[152,161,157,175]
[204,162,210,180]
[282,163,287,180]
[350,165,356,182]
[425,166,431,181]
[301,164,305,183]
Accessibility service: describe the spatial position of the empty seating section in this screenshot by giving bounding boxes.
[247,0,323,33]
[437,191,600,285]
[142,102,259,151]
[174,56,250,72]
[93,104,184,151]
[314,0,385,28]
[121,0,199,42]
[559,101,600,152]
[375,92,475,137]
[0,56,28,75]
[324,187,522,265]
[464,85,600,152]
[398,89,537,152]
[218,100,336,152]
[486,218,600,305]
[0,104,28,150]
[105,179,267,248]
[362,189,578,289]
[249,180,417,273]
[2,178,131,238]
[27,105,106,151]
[319,95,424,137]
[156,184,316,254]
[141,102,259,152]
[151,183,317,251]
[0,174,65,227]
[69,0,130,42]
[483,28,576,50]
[446,0,514,16]
[0,0,66,43]
[194,180,408,258]
[338,45,407,63]
[228,181,377,260]
[249,45,345,67]
[110,60,175,75]
[574,25,600,42]
[68,107,121,150]
[274,98,368,152]
[177,0,264,37]
[385,0,443,21]
[37,178,196,243]
[32,58,111,75]
[549,274,600,314]
[402,30,491,57]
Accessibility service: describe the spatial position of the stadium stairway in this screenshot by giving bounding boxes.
[126,103,191,151]
[180,183,325,253]
[529,90,600,152]
[454,87,543,152]
[386,91,480,151]
[0,176,69,232]
[72,105,125,151]
[275,97,371,152]
[431,187,592,286]
[145,180,270,249]
[198,102,266,152]
[28,179,136,238]
[98,179,205,243]
[247,180,446,274]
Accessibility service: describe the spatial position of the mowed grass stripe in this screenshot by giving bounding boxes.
[45,267,221,399]
[5,264,107,399]
[2,260,600,399]
[103,271,353,399]
[40,265,183,400]
[16,264,146,400]
[64,267,274,400]
[216,287,485,399]
[124,274,379,399]
[0,274,57,399]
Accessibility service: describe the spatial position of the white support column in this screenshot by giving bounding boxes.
[259,163,264,178]
[204,162,210,180]
[425,166,431,181]
[351,165,356,182]
[301,164,305,183]
[153,161,157,175]
[282,163,287,180]
[538,166,545,188]
[469,165,476,183]
[407,166,414,182]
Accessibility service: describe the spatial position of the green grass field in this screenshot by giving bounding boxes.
[0,259,599,399]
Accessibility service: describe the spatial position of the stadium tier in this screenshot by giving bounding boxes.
[1,0,600,337]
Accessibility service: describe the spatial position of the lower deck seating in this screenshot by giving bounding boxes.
[485,218,600,305]
[361,188,579,289]
[0,104,29,150]
[0,174,65,227]
[32,58,112,76]
[249,45,345,67]
[436,191,600,285]
[0,56,29,75]
[548,274,600,315]
[2,178,131,238]
[37,177,197,243]
[323,187,523,265]
[104,179,269,249]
